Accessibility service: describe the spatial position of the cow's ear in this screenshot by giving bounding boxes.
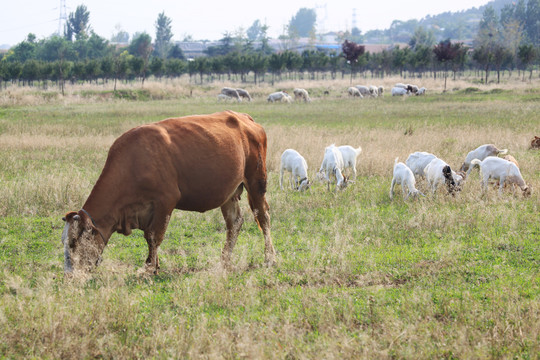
[63,211,80,222]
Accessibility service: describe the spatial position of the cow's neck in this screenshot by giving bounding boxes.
[82,191,118,244]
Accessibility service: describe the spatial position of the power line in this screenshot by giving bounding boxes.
[58,0,67,36]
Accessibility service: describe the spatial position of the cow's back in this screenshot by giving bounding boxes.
[91,111,267,215]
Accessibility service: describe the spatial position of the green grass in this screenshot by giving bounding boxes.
[0,86,539,358]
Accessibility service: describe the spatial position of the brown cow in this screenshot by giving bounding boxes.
[62,111,276,275]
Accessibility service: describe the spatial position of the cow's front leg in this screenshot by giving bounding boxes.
[142,212,171,275]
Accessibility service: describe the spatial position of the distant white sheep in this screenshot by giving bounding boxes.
[405,151,437,179]
[217,94,234,101]
[355,85,372,97]
[391,87,408,96]
[390,158,424,200]
[471,157,530,196]
[369,85,379,97]
[279,149,311,191]
[460,144,508,174]
[348,87,363,97]
[424,157,465,195]
[318,144,349,191]
[416,87,426,95]
[236,88,252,101]
[407,84,419,94]
[293,88,311,102]
[267,91,292,103]
[220,87,241,101]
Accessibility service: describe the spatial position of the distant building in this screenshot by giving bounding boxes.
[175,36,397,58]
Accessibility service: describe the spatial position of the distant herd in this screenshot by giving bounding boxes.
[217,83,426,103]
[280,143,534,199]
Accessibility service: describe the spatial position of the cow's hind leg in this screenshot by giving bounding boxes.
[220,186,244,269]
[245,179,276,267]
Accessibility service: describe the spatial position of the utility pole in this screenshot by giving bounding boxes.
[58,0,67,36]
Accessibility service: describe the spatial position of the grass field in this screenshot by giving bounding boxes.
[0,77,539,359]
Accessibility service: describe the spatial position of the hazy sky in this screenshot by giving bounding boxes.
[1,0,490,46]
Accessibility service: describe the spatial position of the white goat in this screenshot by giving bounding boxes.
[318,144,348,191]
[337,145,362,180]
[391,87,408,96]
[348,87,363,97]
[217,94,234,101]
[293,88,311,102]
[369,85,379,97]
[279,149,311,191]
[355,85,372,97]
[405,151,437,179]
[235,88,252,101]
[460,144,508,174]
[390,158,424,200]
[471,157,531,196]
[416,87,426,95]
[220,87,241,101]
[424,158,465,195]
[267,91,292,103]
[407,84,419,94]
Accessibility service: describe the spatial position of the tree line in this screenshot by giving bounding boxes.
[0,4,538,91]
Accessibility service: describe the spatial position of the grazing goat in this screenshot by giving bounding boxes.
[391,87,408,96]
[236,88,252,101]
[503,155,519,168]
[348,87,363,97]
[318,144,348,191]
[390,158,424,200]
[355,85,372,97]
[279,149,311,191]
[220,87,241,101]
[471,157,531,197]
[460,144,508,174]
[337,145,362,180]
[217,94,234,101]
[293,88,311,102]
[377,86,384,96]
[369,86,379,97]
[405,151,437,179]
[407,84,419,94]
[416,87,426,95]
[267,91,292,103]
[531,136,540,149]
[424,158,465,195]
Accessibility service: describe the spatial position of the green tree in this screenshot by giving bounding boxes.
[517,43,536,80]
[128,33,153,85]
[154,12,173,59]
[111,25,129,44]
[525,0,540,45]
[168,44,185,60]
[247,20,263,41]
[409,27,436,51]
[65,5,91,41]
[288,8,317,38]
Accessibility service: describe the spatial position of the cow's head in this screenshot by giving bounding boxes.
[61,211,105,275]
